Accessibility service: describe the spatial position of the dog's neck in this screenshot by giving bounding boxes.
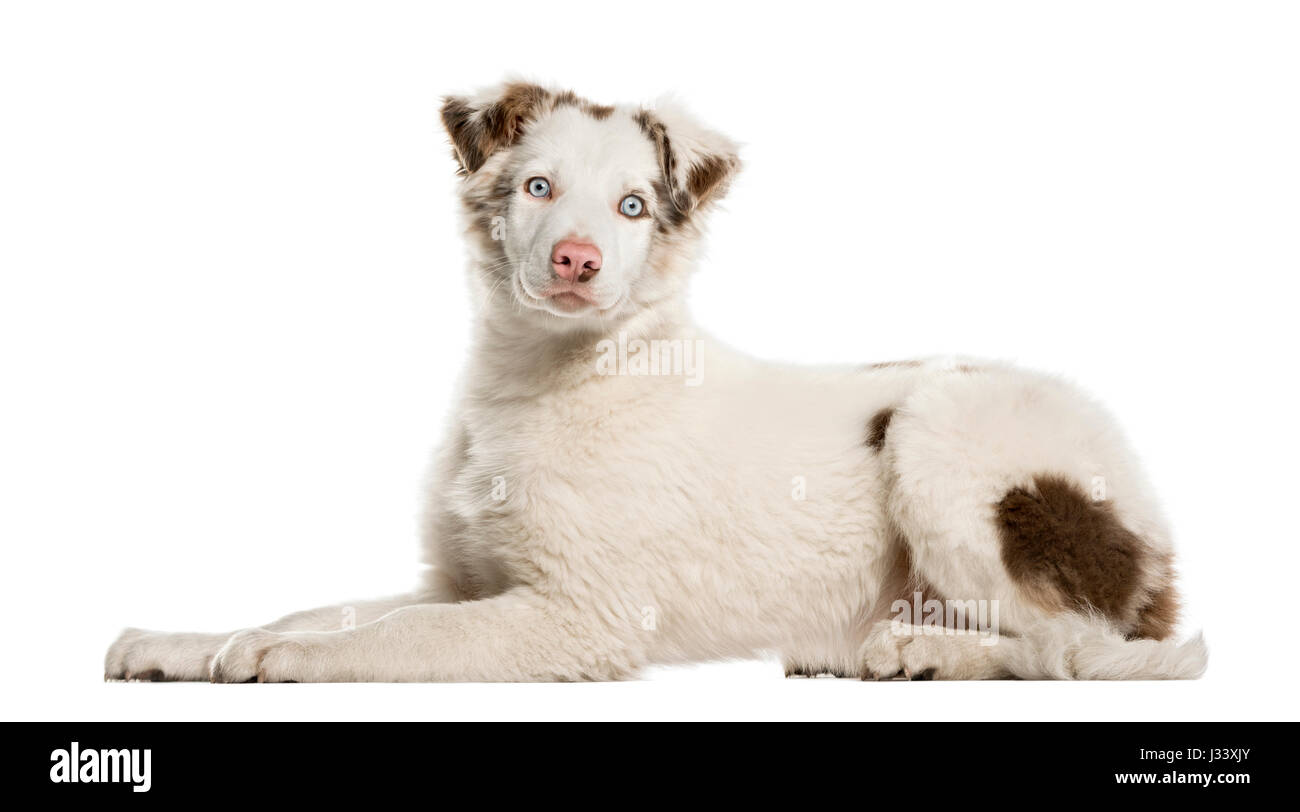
[464,288,695,403]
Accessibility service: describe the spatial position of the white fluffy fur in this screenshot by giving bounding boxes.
[105,87,1206,683]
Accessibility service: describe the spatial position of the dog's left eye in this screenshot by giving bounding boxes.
[619,195,645,218]
[526,177,551,198]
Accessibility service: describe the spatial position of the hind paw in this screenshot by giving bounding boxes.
[858,620,1006,680]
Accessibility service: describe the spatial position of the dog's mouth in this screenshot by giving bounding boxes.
[515,275,624,319]
[546,291,594,312]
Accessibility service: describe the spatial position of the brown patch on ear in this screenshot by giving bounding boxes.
[866,407,896,452]
[686,153,735,207]
[634,109,739,229]
[634,111,685,228]
[996,474,1145,622]
[552,89,615,120]
[440,82,552,175]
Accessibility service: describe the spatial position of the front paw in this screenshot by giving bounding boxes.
[105,628,228,682]
[209,628,324,683]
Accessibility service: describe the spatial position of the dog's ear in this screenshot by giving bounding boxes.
[440,82,553,175]
[639,101,741,222]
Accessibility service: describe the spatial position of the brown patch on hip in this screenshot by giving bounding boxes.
[1131,580,1180,641]
[995,474,1150,624]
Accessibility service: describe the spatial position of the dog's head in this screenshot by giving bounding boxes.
[441,82,739,330]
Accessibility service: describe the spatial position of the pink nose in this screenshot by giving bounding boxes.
[551,239,602,283]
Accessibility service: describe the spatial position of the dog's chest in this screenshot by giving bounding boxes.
[437,381,691,586]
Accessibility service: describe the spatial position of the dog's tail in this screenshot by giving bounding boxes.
[1001,614,1208,680]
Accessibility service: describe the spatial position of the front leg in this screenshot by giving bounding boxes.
[210,590,640,682]
[105,590,439,682]
[104,629,232,682]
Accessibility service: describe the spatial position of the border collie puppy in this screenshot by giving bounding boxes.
[106,83,1206,682]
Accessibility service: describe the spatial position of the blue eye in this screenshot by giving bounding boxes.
[526,177,551,198]
[619,195,645,218]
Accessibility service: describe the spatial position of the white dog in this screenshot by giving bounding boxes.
[106,83,1207,682]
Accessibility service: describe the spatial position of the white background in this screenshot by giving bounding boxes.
[2,1,1297,721]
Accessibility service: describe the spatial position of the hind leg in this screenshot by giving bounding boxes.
[858,620,1018,680]
[857,366,1182,680]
